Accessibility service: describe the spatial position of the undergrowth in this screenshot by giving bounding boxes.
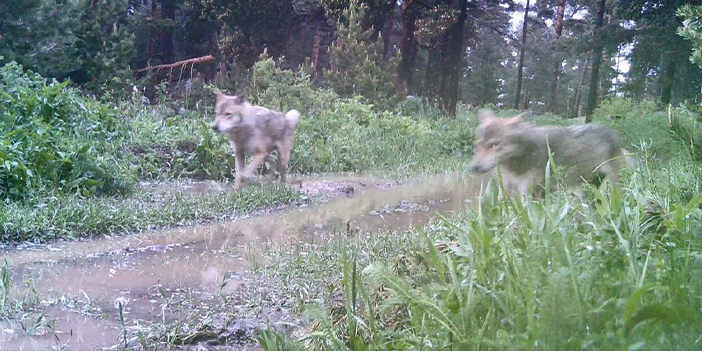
[254,156,702,350]
[0,59,477,243]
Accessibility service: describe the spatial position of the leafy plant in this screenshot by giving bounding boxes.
[0,61,133,201]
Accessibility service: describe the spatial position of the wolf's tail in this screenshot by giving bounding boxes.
[285,109,300,128]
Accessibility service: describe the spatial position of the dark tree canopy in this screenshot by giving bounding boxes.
[1,0,700,112]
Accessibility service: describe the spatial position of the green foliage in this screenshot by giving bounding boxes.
[0,61,133,201]
[260,163,702,351]
[324,0,403,111]
[0,259,8,316]
[122,106,237,181]
[71,0,135,94]
[592,98,695,164]
[678,5,702,69]
[291,97,473,174]
[618,0,702,104]
[0,0,135,95]
[247,53,339,117]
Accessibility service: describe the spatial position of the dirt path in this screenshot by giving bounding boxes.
[1,172,490,350]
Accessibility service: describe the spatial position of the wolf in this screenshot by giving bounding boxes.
[211,92,300,190]
[469,110,633,196]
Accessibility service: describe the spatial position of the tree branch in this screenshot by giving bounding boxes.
[135,55,215,73]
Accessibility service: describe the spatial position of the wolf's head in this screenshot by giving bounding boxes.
[211,92,249,133]
[469,110,526,174]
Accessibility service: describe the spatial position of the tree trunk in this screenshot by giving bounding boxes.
[571,56,590,118]
[147,0,157,58]
[547,0,566,112]
[599,5,615,100]
[425,0,467,116]
[399,0,419,92]
[585,0,606,121]
[661,58,676,105]
[160,0,176,63]
[381,1,395,58]
[514,0,531,110]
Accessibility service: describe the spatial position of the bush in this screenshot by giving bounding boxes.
[290,97,474,174]
[118,104,237,180]
[323,0,404,111]
[247,54,339,118]
[592,98,694,164]
[0,62,134,201]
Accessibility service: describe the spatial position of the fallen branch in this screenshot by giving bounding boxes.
[135,55,215,73]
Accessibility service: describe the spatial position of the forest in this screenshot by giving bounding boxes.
[2,0,701,115]
[1,0,702,350]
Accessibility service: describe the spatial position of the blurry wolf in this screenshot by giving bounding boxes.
[211,92,300,190]
[469,109,633,196]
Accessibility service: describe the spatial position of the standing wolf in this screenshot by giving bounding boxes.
[469,110,632,196]
[211,92,300,190]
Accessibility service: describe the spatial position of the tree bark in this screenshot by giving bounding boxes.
[147,0,157,58]
[514,0,531,110]
[427,0,467,116]
[599,5,615,100]
[159,0,176,63]
[547,0,566,112]
[571,56,590,118]
[585,0,606,121]
[399,0,419,92]
[661,58,676,105]
[381,1,395,58]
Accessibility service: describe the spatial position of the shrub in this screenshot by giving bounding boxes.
[592,98,693,164]
[247,53,338,118]
[0,62,133,201]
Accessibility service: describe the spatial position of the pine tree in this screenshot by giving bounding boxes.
[324,0,403,110]
[72,0,136,94]
[678,4,702,69]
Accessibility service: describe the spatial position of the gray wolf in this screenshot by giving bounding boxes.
[211,92,300,190]
[469,110,633,196]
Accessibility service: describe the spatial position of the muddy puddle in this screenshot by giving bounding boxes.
[1,172,490,350]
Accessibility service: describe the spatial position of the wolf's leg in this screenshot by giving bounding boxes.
[598,162,619,186]
[234,148,246,190]
[243,152,268,179]
[278,150,290,183]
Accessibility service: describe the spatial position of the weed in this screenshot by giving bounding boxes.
[0,259,9,315]
[256,160,702,350]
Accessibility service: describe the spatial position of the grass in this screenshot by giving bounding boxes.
[0,183,301,243]
[250,158,702,350]
[4,56,702,350]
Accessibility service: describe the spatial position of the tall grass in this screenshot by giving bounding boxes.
[257,157,702,350]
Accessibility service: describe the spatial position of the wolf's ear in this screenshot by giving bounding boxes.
[215,91,229,102]
[232,94,247,105]
[477,109,494,121]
